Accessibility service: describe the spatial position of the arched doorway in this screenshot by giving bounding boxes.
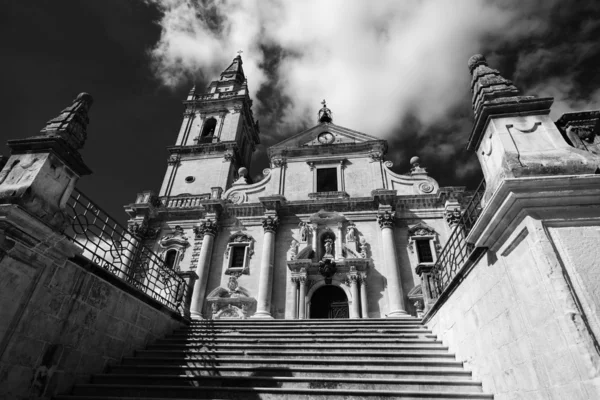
[309,285,349,319]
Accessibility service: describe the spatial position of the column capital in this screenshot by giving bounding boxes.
[358,273,368,286]
[377,210,395,229]
[346,273,359,285]
[262,215,279,233]
[194,218,218,237]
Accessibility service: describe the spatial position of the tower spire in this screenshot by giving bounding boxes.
[220,52,245,83]
[466,54,553,150]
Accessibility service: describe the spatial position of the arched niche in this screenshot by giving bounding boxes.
[305,278,355,318]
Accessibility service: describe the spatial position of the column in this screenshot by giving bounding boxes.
[360,275,369,319]
[190,219,218,319]
[253,215,279,319]
[291,277,299,319]
[298,276,307,319]
[377,210,410,318]
[348,274,360,319]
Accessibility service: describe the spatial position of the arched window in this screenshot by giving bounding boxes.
[164,249,178,269]
[201,117,217,140]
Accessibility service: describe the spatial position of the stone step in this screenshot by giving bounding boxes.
[120,356,466,369]
[62,385,494,399]
[109,365,476,380]
[147,343,449,352]
[194,318,423,325]
[89,374,484,392]
[184,324,426,331]
[134,349,457,360]
[169,332,432,340]
[154,337,441,345]
[177,328,431,335]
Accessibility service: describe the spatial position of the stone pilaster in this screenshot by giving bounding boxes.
[347,273,360,319]
[190,217,218,319]
[252,214,279,319]
[359,274,369,319]
[298,275,307,320]
[377,209,410,318]
[291,277,299,319]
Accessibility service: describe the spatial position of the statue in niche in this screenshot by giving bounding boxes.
[345,222,357,242]
[298,222,310,242]
[324,238,334,257]
[289,239,299,260]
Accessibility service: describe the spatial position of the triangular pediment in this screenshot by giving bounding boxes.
[271,122,381,150]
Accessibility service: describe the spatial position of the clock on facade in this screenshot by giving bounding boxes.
[317,132,335,144]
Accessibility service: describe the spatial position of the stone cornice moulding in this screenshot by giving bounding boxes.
[467,174,600,252]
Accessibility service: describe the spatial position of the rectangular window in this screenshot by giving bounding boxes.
[416,239,433,263]
[316,168,338,192]
[231,246,246,269]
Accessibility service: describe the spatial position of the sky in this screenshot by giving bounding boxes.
[1,0,599,222]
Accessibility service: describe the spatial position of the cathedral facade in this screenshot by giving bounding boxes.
[125,55,462,320]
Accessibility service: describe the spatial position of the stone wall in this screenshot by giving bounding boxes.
[425,214,600,399]
[0,206,185,399]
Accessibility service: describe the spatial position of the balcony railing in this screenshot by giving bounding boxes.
[432,178,486,295]
[64,188,189,314]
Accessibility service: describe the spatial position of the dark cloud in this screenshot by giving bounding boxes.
[1,0,599,223]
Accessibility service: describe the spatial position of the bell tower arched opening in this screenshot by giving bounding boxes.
[309,284,348,319]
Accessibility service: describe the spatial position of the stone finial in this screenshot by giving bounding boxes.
[318,99,333,123]
[39,92,94,151]
[467,54,487,74]
[466,54,552,151]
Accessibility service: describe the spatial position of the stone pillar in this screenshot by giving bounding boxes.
[360,275,369,319]
[298,276,307,319]
[377,210,410,318]
[190,218,218,319]
[253,214,279,319]
[177,271,199,318]
[291,277,299,319]
[335,221,343,259]
[118,233,139,281]
[348,274,360,319]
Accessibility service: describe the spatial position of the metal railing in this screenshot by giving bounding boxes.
[64,188,189,313]
[432,179,486,295]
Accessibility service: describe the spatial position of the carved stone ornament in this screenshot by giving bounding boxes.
[289,239,299,260]
[573,126,596,143]
[419,182,434,193]
[408,222,436,237]
[230,232,253,243]
[377,211,395,229]
[159,225,190,248]
[318,259,337,278]
[445,207,462,226]
[359,238,370,259]
[194,219,218,237]
[262,215,279,233]
[271,156,286,168]
[227,191,245,204]
[128,220,161,240]
[223,149,236,162]
[368,151,383,162]
[167,154,181,165]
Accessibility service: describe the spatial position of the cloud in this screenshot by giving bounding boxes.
[144,0,599,183]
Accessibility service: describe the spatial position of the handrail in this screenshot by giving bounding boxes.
[64,188,188,314]
[432,178,486,295]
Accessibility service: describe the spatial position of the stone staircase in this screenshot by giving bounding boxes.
[55,318,493,399]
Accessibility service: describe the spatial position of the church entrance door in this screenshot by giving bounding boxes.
[309,285,349,319]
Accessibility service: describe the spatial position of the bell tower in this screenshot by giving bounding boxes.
[159,54,260,198]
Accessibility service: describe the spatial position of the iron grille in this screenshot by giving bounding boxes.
[432,178,486,295]
[64,188,188,313]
